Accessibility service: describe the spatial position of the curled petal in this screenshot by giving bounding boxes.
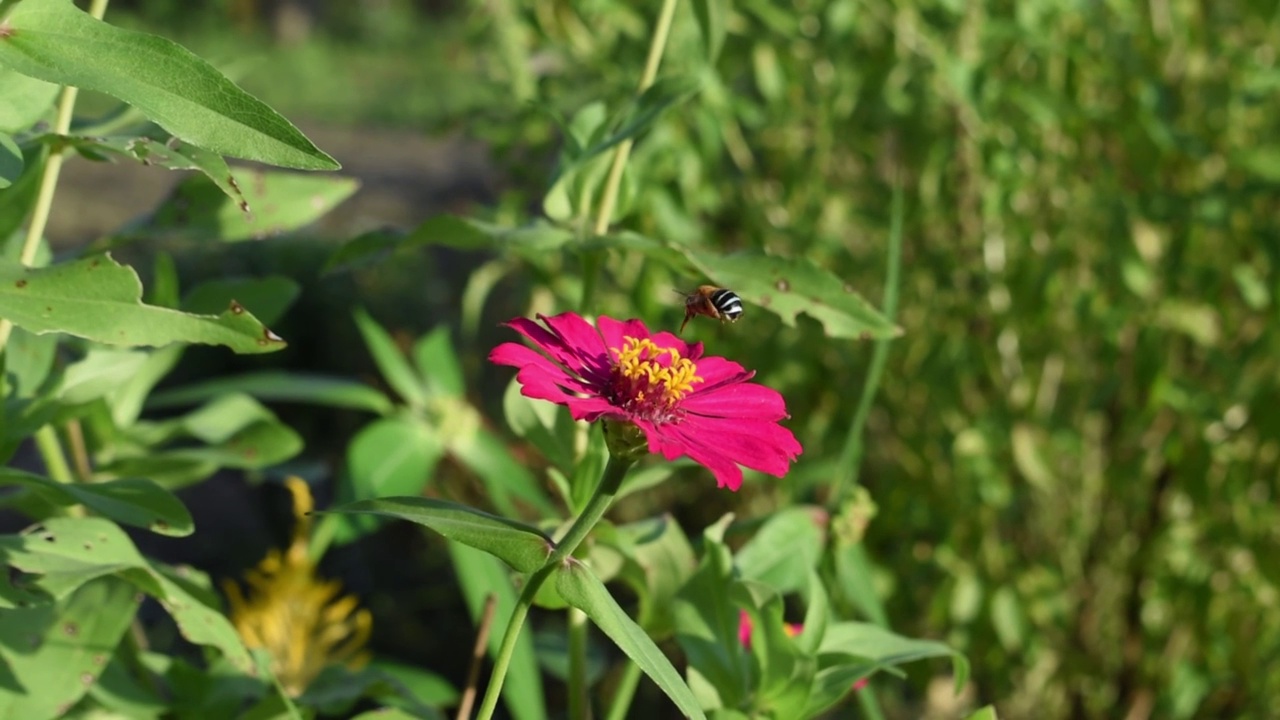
[596,316,655,355]
[507,317,610,385]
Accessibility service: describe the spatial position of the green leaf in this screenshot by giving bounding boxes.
[148,371,394,415]
[182,275,300,326]
[0,131,21,188]
[0,469,194,536]
[334,418,443,544]
[57,347,151,405]
[125,171,358,243]
[1,517,256,672]
[554,559,707,720]
[324,497,552,573]
[678,247,901,340]
[325,215,576,270]
[0,64,58,132]
[622,514,697,638]
[0,143,45,246]
[2,325,57,397]
[502,374,574,473]
[734,507,825,593]
[819,622,970,694]
[366,659,459,708]
[354,307,427,408]
[413,325,464,398]
[0,254,287,354]
[674,529,749,710]
[449,427,556,517]
[347,418,442,499]
[0,576,139,720]
[0,0,337,170]
[965,706,999,720]
[447,543,547,720]
[44,134,246,206]
[108,345,184,427]
[297,665,444,719]
[691,0,728,60]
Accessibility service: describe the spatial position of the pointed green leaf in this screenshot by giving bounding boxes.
[679,247,901,340]
[0,469,194,536]
[0,576,139,720]
[148,371,394,415]
[353,307,427,408]
[819,621,969,694]
[0,254,287,353]
[324,497,552,573]
[554,559,707,720]
[0,0,337,170]
[735,507,825,593]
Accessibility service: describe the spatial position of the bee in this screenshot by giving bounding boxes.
[677,285,744,334]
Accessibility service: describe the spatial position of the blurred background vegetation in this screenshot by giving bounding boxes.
[54,0,1280,717]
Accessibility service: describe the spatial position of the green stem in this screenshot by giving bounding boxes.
[475,454,635,720]
[567,607,591,720]
[830,181,905,507]
[603,656,644,720]
[580,0,678,311]
[0,0,110,352]
[34,426,84,517]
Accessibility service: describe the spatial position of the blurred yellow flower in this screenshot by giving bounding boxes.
[222,477,372,696]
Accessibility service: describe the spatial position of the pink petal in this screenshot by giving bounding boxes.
[683,381,790,420]
[738,610,753,648]
[540,312,609,360]
[638,420,745,491]
[507,317,611,385]
[489,341,567,374]
[692,356,752,390]
[667,416,799,480]
[596,316,653,353]
[648,329,696,358]
[565,396,620,422]
[515,365,594,406]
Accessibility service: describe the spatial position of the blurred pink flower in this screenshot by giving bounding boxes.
[490,312,801,490]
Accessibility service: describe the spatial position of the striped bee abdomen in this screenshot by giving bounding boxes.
[709,288,743,321]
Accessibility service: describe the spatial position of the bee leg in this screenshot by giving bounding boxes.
[679,313,691,335]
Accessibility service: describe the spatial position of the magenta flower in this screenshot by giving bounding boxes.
[488,312,801,490]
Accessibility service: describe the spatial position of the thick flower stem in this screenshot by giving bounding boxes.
[475,454,635,720]
[567,607,591,720]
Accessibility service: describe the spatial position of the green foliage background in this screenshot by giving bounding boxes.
[5,0,1279,717]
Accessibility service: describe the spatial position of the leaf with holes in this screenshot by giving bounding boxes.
[0,255,286,353]
[0,469,193,536]
[1,517,255,672]
[0,0,336,169]
[0,576,139,720]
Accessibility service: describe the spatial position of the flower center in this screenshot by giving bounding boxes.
[609,336,703,422]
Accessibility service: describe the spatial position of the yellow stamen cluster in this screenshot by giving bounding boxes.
[612,336,703,408]
[222,477,372,696]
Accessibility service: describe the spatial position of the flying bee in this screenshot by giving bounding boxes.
[676,285,744,334]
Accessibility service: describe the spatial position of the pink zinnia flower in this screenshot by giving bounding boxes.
[488,312,801,490]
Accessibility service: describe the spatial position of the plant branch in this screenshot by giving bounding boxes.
[475,454,634,720]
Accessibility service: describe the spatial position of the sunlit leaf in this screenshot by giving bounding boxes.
[0,64,58,132]
[148,371,394,415]
[42,134,246,206]
[0,0,337,169]
[0,254,286,353]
